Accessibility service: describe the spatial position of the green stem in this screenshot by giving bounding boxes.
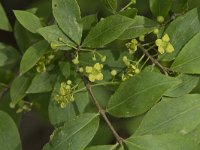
[57,43,77,50]
[142,41,155,47]
[120,1,133,12]
[136,54,145,66]
[141,57,150,70]
[74,82,120,94]
[80,48,103,57]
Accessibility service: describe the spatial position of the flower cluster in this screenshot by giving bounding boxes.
[54,80,75,108]
[155,34,174,54]
[126,39,138,54]
[9,101,33,113]
[36,52,55,73]
[122,56,140,81]
[122,64,140,81]
[85,63,104,82]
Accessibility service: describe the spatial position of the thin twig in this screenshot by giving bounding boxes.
[74,82,119,94]
[138,44,170,75]
[80,76,123,145]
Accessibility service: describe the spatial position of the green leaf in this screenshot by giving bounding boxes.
[172,0,188,13]
[124,114,145,135]
[119,16,158,40]
[82,15,134,48]
[85,145,117,150]
[0,52,8,66]
[58,61,71,79]
[149,0,172,17]
[186,123,200,144]
[188,0,200,10]
[91,86,114,108]
[164,74,199,97]
[89,122,113,145]
[101,0,117,13]
[49,77,89,126]
[159,8,200,61]
[135,94,200,136]
[0,92,20,124]
[14,21,41,53]
[26,72,57,94]
[43,113,99,150]
[171,32,200,74]
[107,72,180,118]
[125,134,199,150]
[14,10,43,33]
[118,146,124,150]
[32,0,52,22]
[0,46,20,67]
[52,0,82,44]
[81,14,98,31]
[20,40,49,75]
[118,8,137,19]
[37,25,75,50]
[0,3,12,31]
[0,111,22,150]
[10,74,32,106]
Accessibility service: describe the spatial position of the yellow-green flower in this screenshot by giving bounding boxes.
[35,52,55,73]
[54,82,75,108]
[122,56,130,66]
[122,64,140,81]
[85,63,104,82]
[127,64,137,76]
[155,34,174,54]
[36,62,46,73]
[126,39,138,54]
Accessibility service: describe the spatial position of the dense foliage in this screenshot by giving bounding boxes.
[1,0,200,149]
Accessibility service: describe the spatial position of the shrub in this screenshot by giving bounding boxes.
[1,0,200,149]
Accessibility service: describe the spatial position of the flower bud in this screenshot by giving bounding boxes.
[101,56,107,62]
[79,67,84,73]
[135,68,140,74]
[9,102,15,109]
[131,0,136,5]
[72,58,79,65]
[153,28,159,34]
[139,35,145,42]
[123,56,128,62]
[111,70,117,76]
[92,56,96,61]
[157,16,164,23]
[50,43,57,49]
[67,80,72,85]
